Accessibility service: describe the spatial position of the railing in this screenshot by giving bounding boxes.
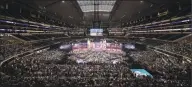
[148,46,192,64]
[124,14,192,30]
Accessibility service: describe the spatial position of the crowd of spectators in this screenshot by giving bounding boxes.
[0,43,32,60]
[69,50,126,64]
[156,43,192,58]
[0,47,191,87]
[0,35,68,62]
[129,50,191,80]
[136,38,192,59]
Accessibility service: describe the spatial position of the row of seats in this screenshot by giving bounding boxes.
[129,34,189,41]
[13,34,68,41]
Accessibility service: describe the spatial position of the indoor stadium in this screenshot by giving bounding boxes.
[0,0,191,87]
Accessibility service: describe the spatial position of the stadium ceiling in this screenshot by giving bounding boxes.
[77,0,116,12]
[10,0,191,27]
[13,0,84,26]
[109,0,191,27]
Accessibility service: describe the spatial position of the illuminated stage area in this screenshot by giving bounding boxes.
[68,39,126,64]
[72,39,123,52]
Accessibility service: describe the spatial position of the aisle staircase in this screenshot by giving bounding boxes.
[173,34,192,43]
[9,34,27,42]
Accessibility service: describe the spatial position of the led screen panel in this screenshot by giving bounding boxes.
[90,29,103,36]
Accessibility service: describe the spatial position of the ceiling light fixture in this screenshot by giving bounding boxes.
[150,4,153,7]
[69,16,73,19]
[140,1,143,3]
[62,0,65,3]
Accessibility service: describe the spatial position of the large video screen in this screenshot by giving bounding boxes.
[124,44,135,50]
[90,29,103,36]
